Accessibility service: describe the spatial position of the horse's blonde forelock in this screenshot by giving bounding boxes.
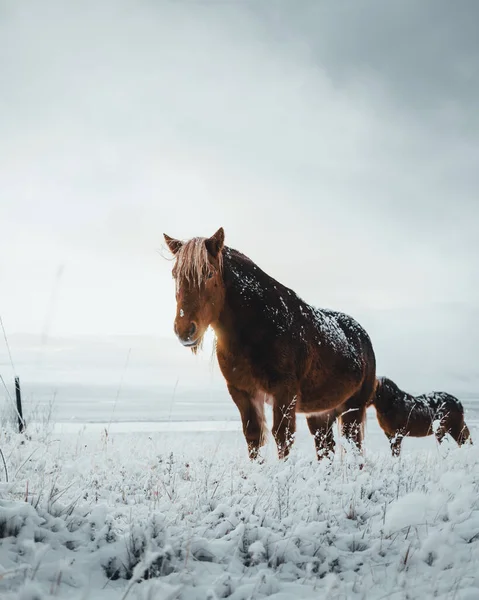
[172,237,223,289]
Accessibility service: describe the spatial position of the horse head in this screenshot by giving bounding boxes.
[164,227,226,353]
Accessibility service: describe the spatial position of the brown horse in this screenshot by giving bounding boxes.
[372,376,472,456]
[163,227,376,461]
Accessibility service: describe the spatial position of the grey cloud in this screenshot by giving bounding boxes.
[0,0,477,394]
[253,1,479,122]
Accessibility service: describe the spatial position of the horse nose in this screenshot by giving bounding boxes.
[174,320,197,343]
[188,322,197,339]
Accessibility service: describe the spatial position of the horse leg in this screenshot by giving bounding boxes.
[272,390,298,460]
[306,412,336,460]
[339,404,367,453]
[227,385,266,461]
[339,369,376,454]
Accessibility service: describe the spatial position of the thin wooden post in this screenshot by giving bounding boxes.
[15,376,25,433]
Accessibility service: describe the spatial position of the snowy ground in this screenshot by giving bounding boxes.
[1,407,479,600]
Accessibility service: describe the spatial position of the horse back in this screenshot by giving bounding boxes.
[219,248,375,395]
[423,391,464,414]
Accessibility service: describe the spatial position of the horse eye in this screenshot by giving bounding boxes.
[207,271,214,279]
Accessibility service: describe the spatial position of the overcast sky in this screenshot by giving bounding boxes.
[1,0,478,391]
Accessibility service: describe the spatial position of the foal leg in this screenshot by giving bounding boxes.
[434,411,454,445]
[434,424,447,445]
[227,385,266,461]
[272,391,298,460]
[387,433,403,457]
[306,412,336,460]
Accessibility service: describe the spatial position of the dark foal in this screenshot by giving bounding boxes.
[372,376,472,456]
[164,228,376,461]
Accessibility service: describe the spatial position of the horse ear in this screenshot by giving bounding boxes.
[163,233,183,255]
[205,227,225,258]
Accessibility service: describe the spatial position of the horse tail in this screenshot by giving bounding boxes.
[458,423,473,446]
[366,377,379,408]
[449,416,473,446]
[362,344,378,452]
[447,395,473,446]
[363,345,378,407]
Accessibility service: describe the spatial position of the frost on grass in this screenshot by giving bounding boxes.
[0,425,479,599]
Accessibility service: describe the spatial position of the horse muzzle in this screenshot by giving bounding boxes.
[174,321,199,347]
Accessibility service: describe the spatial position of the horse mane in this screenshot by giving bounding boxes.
[377,376,397,391]
[172,237,223,289]
[374,376,402,404]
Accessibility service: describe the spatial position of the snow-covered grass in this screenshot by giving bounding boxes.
[1,417,479,600]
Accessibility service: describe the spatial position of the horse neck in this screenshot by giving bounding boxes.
[213,278,249,345]
[213,251,269,348]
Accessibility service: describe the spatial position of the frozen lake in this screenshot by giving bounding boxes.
[1,333,479,451]
[6,392,479,457]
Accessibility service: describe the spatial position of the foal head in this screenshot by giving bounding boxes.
[163,227,226,352]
